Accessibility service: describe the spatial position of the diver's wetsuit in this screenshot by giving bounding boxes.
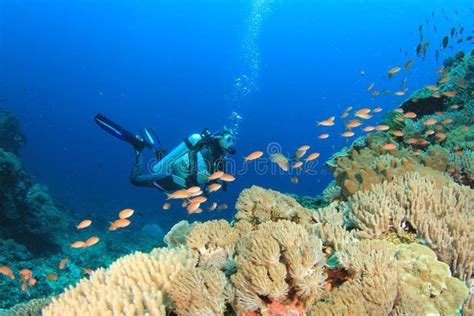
[130,133,226,191]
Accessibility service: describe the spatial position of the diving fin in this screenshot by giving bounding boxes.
[141,127,168,161]
[94,114,151,151]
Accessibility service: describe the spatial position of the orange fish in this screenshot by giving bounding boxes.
[76,220,92,230]
[187,202,201,214]
[83,268,93,276]
[431,93,441,98]
[403,112,417,119]
[208,171,224,181]
[340,112,349,118]
[162,202,171,210]
[363,126,375,132]
[292,161,304,169]
[208,183,222,193]
[442,90,457,97]
[382,143,397,150]
[393,108,404,114]
[439,77,451,84]
[341,131,355,137]
[19,269,32,281]
[426,85,438,91]
[346,120,362,129]
[109,219,131,231]
[270,153,289,171]
[387,66,401,78]
[423,118,437,126]
[394,90,407,96]
[372,107,383,113]
[293,149,307,160]
[208,202,218,211]
[28,278,37,287]
[460,126,470,132]
[190,196,207,204]
[118,208,134,219]
[21,282,28,292]
[316,116,335,126]
[355,113,372,119]
[217,204,228,210]
[434,111,445,117]
[290,177,299,184]
[417,139,429,146]
[344,106,353,112]
[71,241,85,248]
[435,125,443,131]
[425,130,435,135]
[85,237,100,247]
[455,151,463,156]
[367,83,375,91]
[435,133,447,141]
[0,266,14,280]
[59,258,69,270]
[244,151,264,161]
[372,90,380,96]
[405,138,417,145]
[404,60,413,70]
[45,273,58,281]
[220,174,235,182]
[375,125,390,131]
[392,131,404,137]
[305,152,320,161]
[450,104,460,109]
[166,190,190,200]
[318,133,330,139]
[186,186,201,194]
[298,145,310,151]
[435,66,444,74]
[442,118,453,125]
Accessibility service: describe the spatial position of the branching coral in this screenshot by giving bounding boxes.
[0,298,51,316]
[231,220,326,314]
[347,172,474,281]
[42,247,197,315]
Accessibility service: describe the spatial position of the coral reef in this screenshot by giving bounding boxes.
[0,110,26,155]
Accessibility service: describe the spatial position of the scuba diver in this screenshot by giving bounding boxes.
[94,114,236,193]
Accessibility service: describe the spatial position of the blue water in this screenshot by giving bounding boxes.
[0,0,472,231]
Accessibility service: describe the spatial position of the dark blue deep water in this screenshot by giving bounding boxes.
[1,0,472,232]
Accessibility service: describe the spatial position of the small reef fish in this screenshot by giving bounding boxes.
[45,273,58,281]
[355,108,371,115]
[367,82,375,91]
[244,151,263,161]
[298,145,310,151]
[0,266,14,280]
[392,131,404,137]
[291,177,299,184]
[220,174,235,182]
[109,219,131,231]
[190,196,207,204]
[439,77,451,84]
[426,85,438,91]
[423,118,438,126]
[363,126,375,132]
[293,148,307,160]
[316,116,335,126]
[181,200,188,208]
[372,107,382,113]
[431,93,441,98]
[270,153,289,171]
[404,60,413,70]
[450,104,460,109]
[387,66,401,78]
[29,278,37,287]
[400,77,408,85]
[208,183,222,193]
[442,118,453,125]
[435,66,444,74]
[118,208,134,219]
[20,269,32,281]
[162,202,171,210]
[208,202,218,211]
[344,106,353,112]
[341,131,355,137]
[382,143,397,150]
[305,153,320,161]
[346,120,362,129]
[375,125,390,131]
[83,268,93,276]
[76,220,92,230]
[208,171,224,181]
[166,189,190,200]
[404,112,417,119]
[425,130,435,135]
[187,202,201,214]
[360,69,365,76]
[393,108,404,113]
[71,241,85,248]
[442,90,457,97]
[355,113,372,119]
[372,90,380,96]
[186,186,201,194]
[59,258,69,270]
[292,161,304,169]
[394,89,407,96]
[460,126,470,132]
[435,133,447,141]
[217,204,228,210]
[21,283,28,292]
[405,138,417,145]
[318,133,330,139]
[340,112,349,118]
[85,237,100,247]
[442,36,449,48]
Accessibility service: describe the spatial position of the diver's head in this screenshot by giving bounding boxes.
[213,128,236,155]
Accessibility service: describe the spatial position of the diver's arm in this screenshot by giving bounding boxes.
[130,152,165,187]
